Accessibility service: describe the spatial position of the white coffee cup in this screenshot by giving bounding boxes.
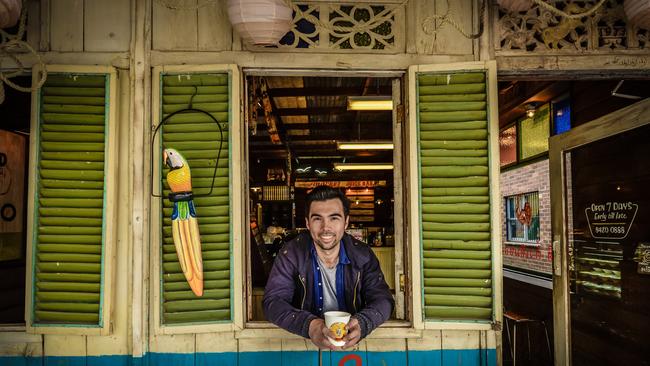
[324,311,351,347]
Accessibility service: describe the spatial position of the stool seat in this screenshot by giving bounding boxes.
[503,311,552,366]
[504,311,534,322]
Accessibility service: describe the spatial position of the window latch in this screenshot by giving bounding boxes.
[399,273,406,292]
[553,238,562,276]
[396,103,405,125]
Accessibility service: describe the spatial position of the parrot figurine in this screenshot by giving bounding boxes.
[163,148,203,296]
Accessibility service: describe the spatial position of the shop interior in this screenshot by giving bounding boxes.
[497,77,650,366]
[2,72,649,359]
[0,75,30,325]
[244,74,400,321]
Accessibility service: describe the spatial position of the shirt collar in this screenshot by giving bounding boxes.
[310,236,351,265]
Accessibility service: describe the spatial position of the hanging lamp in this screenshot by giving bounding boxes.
[624,0,650,30]
[227,0,293,46]
[0,0,21,28]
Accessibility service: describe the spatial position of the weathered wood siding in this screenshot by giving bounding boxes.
[21,0,650,364]
[48,0,130,52]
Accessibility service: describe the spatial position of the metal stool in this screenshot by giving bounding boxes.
[503,311,552,366]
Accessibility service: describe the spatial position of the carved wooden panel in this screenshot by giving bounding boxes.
[495,0,649,54]
[246,2,405,53]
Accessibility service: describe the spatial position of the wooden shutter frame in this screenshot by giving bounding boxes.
[407,61,502,330]
[150,64,243,335]
[25,65,118,335]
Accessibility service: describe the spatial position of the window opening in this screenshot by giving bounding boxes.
[245,73,403,322]
[505,192,540,245]
[0,75,31,325]
[519,103,550,160]
[552,96,571,135]
[499,124,517,168]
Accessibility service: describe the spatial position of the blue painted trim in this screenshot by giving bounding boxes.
[0,349,496,366]
[239,351,282,366]
[407,350,442,366]
[0,356,43,366]
[88,355,129,366]
[367,351,407,366]
[196,352,236,366]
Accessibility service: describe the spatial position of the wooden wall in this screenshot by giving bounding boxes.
[1,0,498,363]
[12,0,647,360]
[46,0,131,52]
[152,0,232,51]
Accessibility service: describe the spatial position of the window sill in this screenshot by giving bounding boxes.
[236,321,422,339]
[504,241,541,247]
[0,327,42,344]
[0,324,26,332]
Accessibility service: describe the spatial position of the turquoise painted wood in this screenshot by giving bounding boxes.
[367,351,407,366]
[417,71,493,321]
[44,356,86,366]
[33,73,109,325]
[160,73,232,324]
[406,350,443,366]
[280,350,330,366]
[0,350,497,366]
[149,353,194,366]
[238,351,282,366]
[196,352,237,366]
[331,350,367,366]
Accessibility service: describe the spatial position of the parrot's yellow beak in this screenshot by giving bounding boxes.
[163,150,168,166]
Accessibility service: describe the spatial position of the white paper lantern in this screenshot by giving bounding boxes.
[625,0,650,30]
[497,0,533,13]
[0,0,21,29]
[227,0,293,46]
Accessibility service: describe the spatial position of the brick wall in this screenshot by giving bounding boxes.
[500,159,552,274]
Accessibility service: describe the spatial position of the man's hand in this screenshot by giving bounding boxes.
[308,318,338,350]
[342,317,361,350]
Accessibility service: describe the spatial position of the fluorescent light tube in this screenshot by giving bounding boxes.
[347,96,393,111]
[333,163,394,171]
[337,142,394,150]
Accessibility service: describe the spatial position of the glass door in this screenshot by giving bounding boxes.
[550,99,650,366]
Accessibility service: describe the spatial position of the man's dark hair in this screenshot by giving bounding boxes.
[305,185,350,217]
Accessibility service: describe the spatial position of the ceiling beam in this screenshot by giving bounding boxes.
[281,122,391,130]
[275,107,350,116]
[268,86,392,97]
[498,81,570,128]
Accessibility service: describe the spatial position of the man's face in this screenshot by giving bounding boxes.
[306,198,349,252]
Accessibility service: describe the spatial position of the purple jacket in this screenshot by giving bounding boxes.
[263,232,394,339]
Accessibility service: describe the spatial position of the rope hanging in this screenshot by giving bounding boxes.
[422,0,486,40]
[532,0,608,19]
[0,0,47,104]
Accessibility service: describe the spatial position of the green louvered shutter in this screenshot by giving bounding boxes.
[32,73,110,326]
[416,70,493,320]
[160,73,231,324]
